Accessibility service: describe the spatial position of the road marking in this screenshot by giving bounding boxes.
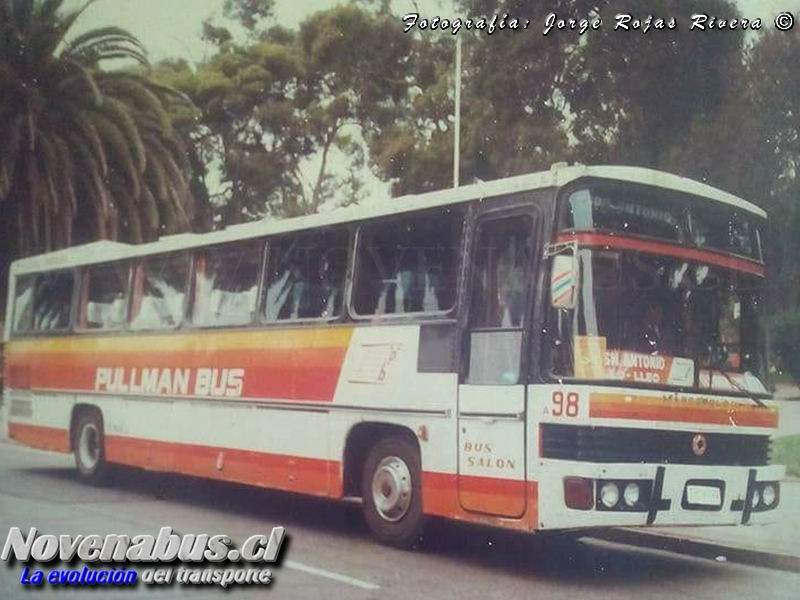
[284,560,380,590]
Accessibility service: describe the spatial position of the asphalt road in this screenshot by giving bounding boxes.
[0,441,798,599]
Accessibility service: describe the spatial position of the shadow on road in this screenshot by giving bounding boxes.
[14,463,749,586]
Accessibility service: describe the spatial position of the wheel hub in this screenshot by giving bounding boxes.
[371,456,412,522]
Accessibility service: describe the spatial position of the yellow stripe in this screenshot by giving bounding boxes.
[590,392,777,417]
[6,326,354,354]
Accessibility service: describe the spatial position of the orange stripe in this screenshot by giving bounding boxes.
[5,328,353,401]
[590,392,778,428]
[10,425,541,532]
[105,436,341,497]
[423,472,539,530]
[558,232,765,277]
[9,423,70,453]
[8,327,354,354]
[459,475,527,517]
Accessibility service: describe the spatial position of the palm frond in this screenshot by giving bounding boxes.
[55,58,102,107]
[1,0,195,253]
[62,27,149,67]
[69,110,109,176]
[99,73,172,133]
[98,96,147,173]
[93,115,142,198]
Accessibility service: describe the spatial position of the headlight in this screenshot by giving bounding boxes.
[600,482,620,508]
[623,482,640,507]
[761,483,777,507]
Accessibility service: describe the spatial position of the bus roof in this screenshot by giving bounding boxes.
[10,164,766,275]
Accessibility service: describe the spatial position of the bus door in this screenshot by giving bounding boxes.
[458,212,538,517]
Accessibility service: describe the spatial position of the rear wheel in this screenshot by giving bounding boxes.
[361,436,423,548]
[74,412,107,484]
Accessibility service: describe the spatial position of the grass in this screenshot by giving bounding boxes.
[772,435,800,477]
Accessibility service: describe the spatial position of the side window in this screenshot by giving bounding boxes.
[32,271,75,331]
[80,263,130,330]
[192,242,262,327]
[353,209,463,316]
[467,216,534,385]
[130,254,190,330]
[12,276,34,334]
[264,229,348,321]
[470,218,533,329]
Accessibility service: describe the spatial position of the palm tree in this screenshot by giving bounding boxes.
[0,0,202,255]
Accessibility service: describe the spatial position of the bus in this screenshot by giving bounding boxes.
[3,164,783,547]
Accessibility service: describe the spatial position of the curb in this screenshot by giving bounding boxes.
[585,528,800,573]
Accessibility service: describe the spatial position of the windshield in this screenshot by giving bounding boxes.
[549,249,768,396]
[563,184,763,261]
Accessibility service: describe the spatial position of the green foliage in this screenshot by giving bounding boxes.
[378,0,743,193]
[665,29,800,311]
[0,0,205,259]
[771,435,800,477]
[568,0,743,167]
[770,311,800,384]
[223,0,274,32]
[162,4,414,220]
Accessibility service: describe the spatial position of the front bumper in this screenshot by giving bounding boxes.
[536,461,785,530]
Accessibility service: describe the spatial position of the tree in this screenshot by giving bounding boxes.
[666,29,800,312]
[160,4,413,220]
[370,0,603,195]
[567,0,744,168]
[0,0,203,258]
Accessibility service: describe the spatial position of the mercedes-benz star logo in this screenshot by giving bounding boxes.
[692,433,708,457]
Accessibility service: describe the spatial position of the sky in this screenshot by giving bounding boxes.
[67,0,425,63]
[67,0,800,63]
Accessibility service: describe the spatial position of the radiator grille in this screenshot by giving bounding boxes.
[540,424,770,466]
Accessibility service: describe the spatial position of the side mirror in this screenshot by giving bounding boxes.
[551,253,578,310]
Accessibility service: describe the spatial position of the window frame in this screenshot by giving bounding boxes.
[128,251,193,332]
[10,274,36,336]
[75,261,133,334]
[189,240,266,330]
[463,211,538,385]
[10,269,80,337]
[349,209,465,322]
[259,227,352,326]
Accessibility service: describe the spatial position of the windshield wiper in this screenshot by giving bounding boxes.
[704,351,766,408]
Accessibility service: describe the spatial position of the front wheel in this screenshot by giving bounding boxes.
[361,436,424,548]
[73,411,107,485]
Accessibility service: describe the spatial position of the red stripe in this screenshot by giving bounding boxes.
[423,472,539,530]
[459,475,527,517]
[6,347,346,401]
[9,423,70,453]
[10,425,542,531]
[590,393,778,428]
[552,270,571,284]
[551,289,572,305]
[557,232,764,277]
[105,436,341,497]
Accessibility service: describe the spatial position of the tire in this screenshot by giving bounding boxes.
[73,411,107,485]
[361,436,424,549]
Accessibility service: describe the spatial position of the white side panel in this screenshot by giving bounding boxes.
[96,396,331,460]
[329,325,459,474]
[332,325,457,412]
[12,392,74,429]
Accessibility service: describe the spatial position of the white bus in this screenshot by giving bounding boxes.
[4,164,783,547]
